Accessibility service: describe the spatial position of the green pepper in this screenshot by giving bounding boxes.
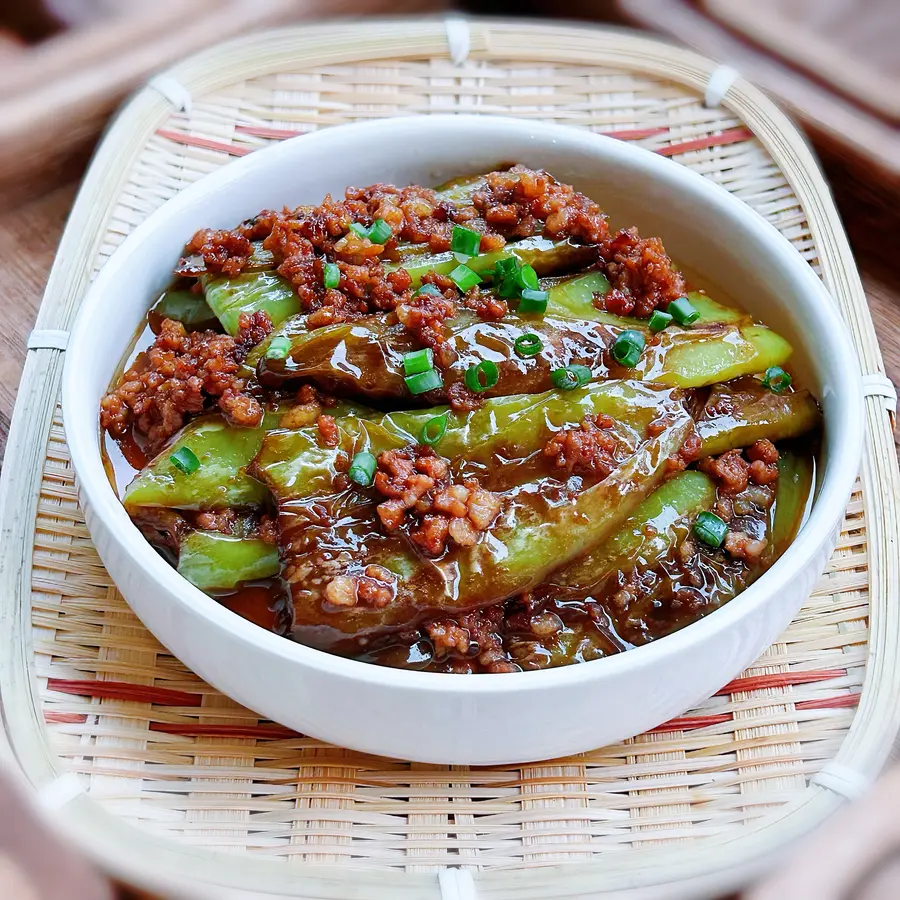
[149,288,219,332]
[273,401,693,648]
[202,269,300,336]
[695,379,820,458]
[769,449,815,558]
[252,381,677,502]
[177,530,280,591]
[545,274,746,327]
[432,172,486,204]
[387,236,598,288]
[552,471,716,590]
[257,309,793,401]
[123,400,372,512]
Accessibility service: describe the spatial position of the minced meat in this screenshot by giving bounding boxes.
[543,413,621,478]
[600,227,686,318]
[372,447,501,557]
[100,312,271,454]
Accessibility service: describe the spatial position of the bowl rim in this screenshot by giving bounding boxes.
[62,114,863,696]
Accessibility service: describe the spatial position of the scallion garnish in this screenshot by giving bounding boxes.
[405,368,443,395]
[648,309,672,332]
[414,284,442,297]
[519,265,539,291]
[612,329,645,368]
[694,511,727,548]
[550,364,592,391]
[403,347,434,376]
[668,296,700,327]
[464,360,500,393]
[323,262,341,290]
[349,222,369,239]
[763,365,792,393]
[420,413,449,446]
[348,451,377,487]
[450,225,481,257]
[493,257,523,298]
[449,264,482,293]
[514,333,544,357]
[170,446,200,475]
[518,289,549,314]
[265,336,292,360]
[367,218,392,245]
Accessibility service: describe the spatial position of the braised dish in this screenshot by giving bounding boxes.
[100,166,820,674]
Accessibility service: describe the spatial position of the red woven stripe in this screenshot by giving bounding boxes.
[650,713,733,734]
[44,712,88,724]
[234,125,305,139]
[601,127,669,140]
[47,679,202,707]
[657,127,754,157]
[796,693,861,710]
[156,129,251,157]
[718,669,847,695]
[149,723,300,739]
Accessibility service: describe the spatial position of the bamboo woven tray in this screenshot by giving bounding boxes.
[2,17,899,900]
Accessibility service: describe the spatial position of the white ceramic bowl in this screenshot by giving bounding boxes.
[63,116,862,765]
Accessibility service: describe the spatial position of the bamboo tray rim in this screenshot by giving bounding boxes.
[1,16,899,900]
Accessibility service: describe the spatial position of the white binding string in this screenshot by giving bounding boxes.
[27,329,69,351]
[704,65,740,108]
[439,867,477,900]
[148,73,193,115]
[811,763,871,802]
[445,17,471,66]
[862,374,897,413]
[37,773,85,811]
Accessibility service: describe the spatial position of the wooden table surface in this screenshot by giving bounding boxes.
[0,154,895,460]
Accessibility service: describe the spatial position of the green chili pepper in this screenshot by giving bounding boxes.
[257,309,793,401]
[149,288,219,332]
[695,379,821,458]
[177,530,281,592]
[278,402,694,649]
[202,269,300,336]
[769,449,815,559]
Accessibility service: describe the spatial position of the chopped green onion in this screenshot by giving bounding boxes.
[464,360,500,393]
[403,347,434,376]
[405,368,443,395]
[450,225,481,257]
[449,264,482,293]
[668,296,700,327]
[518,289,549,314]
[514,333,544,357]
[694,511,728,548]
[367,218,392,245]
[414,283,442,297]
[349,222,369,239]
[519,265,539,291]
[550,364,592,391]
[323,262,341,290]
[420,413,449,446]
[170,446,200,475]
[763,365,792,393]
[348,451,377,487]
[265,336,292,360]
[612,329,645,368]
[648,309,672,332]
[493,257,523,298]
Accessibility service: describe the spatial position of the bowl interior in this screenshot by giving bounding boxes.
[64,115,861,687]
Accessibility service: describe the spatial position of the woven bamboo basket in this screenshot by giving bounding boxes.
[2,16,899,900]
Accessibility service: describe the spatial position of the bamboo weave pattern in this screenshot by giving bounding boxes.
[31,52,870,871]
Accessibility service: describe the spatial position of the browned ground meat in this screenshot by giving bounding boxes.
[256,514,280,545]
[543,413,621,477]
[191,509,237,534]
[316,414,340,447]
[176,228,252,277]
[472,165,609,244]
[325,565,396,610]
[446,382,483,413]
[99,312,271,454]
[664,427,703,476]
[395,286,458,359]
[372,447,501,557]
[699,443,780,495]
[463,286,508,321]
[723,530,768,562]
[425,606,516,673]
[600,227,686,318]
